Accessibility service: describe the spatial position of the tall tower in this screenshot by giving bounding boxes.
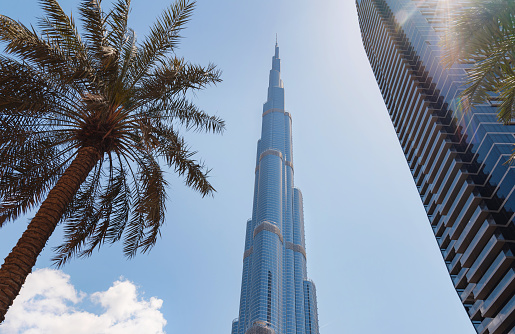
[231,43,320,334]
[356,1,515,333]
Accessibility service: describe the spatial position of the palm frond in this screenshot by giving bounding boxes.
[106,0,131,51]
[441,0,515,65]
[38,0,88,60]
[460,48,507,107]
[53,154,132,265]
[123,154,167,257]
[150,124,214,196]
[0,15,93,91]
[117,27,136,83]
[79,0,122,89]
[441,0,515,129]
[104,157,131,242]
[129,0,194,86]
[136,58,221,101]
[0,140,72,226]
[79,0,105,58]
[497,70,515,123]
[0,57,82,122]
[0,103,79,226]
[52,162,103,267]
[140,97,225,134]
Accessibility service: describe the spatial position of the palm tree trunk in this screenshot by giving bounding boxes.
[0,146,100,323]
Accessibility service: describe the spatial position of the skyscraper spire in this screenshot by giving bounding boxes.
[264,42,284,112]
[231,44,320,334]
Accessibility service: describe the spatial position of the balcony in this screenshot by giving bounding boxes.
[449,252,462,275]
[442,175,472,220]
[439,228,451,248]
[473,247,515,300]
[429,148,456,194]
[460,282,476,303]
[476,317,492,334]
[468,299,483,319]
[433,215,445,235]
[454,204,489,254]
[444,240,456,261]
[480,268,515,318]
[460,218,497,268]
[466,232,506,283]
[485,293,515,334]
[449,190,482,240]
[454,267,469,289]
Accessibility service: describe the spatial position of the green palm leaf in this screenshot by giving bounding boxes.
[442,0,515,126]
[0,0,223,321]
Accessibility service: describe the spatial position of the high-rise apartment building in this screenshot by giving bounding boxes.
[231,43,320,334]
[356,0,515,333]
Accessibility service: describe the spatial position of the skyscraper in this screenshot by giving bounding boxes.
[231,43,320,334]
[356,1,515,333]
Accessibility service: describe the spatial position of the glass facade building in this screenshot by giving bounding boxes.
[231,44,320,334]
[356,1,515,333]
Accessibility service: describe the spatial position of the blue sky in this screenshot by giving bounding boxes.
[0,0,477,333]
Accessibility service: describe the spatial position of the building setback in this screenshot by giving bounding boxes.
[356,0,515,333]
[231,43,320,334]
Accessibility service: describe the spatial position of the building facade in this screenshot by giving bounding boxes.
[356,0,515,333]
[231,44,320,334]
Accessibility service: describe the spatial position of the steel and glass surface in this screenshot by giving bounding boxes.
[231,44,320,334]
[356,0,515,333]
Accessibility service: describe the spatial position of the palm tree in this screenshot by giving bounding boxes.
[0,0,224,322]
[441,0,515,124]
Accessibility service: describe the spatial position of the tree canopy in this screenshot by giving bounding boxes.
[0,0,223,322]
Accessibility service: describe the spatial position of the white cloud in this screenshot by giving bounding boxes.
[0,269,167,334]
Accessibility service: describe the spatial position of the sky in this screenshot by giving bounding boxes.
[0,0,478,333]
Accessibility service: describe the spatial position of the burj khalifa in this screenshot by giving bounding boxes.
[231,43,320,334]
